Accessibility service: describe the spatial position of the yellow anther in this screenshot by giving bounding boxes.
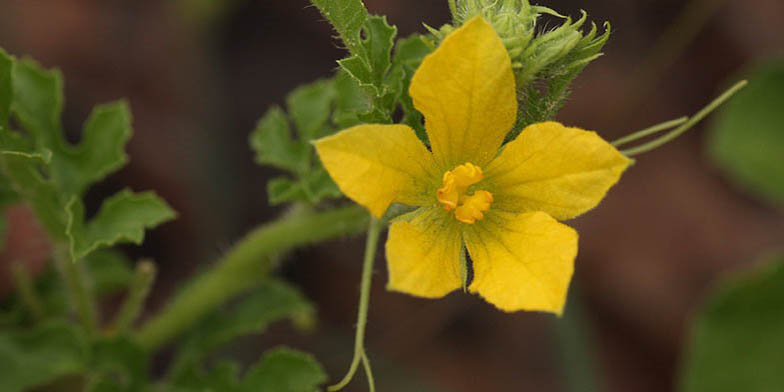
[454,190,494,224]
[436,163,493,222]
[436,172,459,210]
[451,162,483,187]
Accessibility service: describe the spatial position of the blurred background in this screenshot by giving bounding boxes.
[1,0,782,391]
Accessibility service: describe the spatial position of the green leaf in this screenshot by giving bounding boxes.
[84,249,135,295]
[10,57,63,150]
[86,336,148,392]
[310,0,369,56]
[0,48,12,129]
[53,102,132,196]
[172,360,242,392]
[0,320,89,392]
[709,61,784,205]
[241,347,327,392]
[337,15,397,97]
[286,79,336,141]
[170,279,315,378]
[250,107,309,174]
[680,255,784,392]
[390,34,431,143]
[267,168,341,206]
[67,189,176,260]
[332,70,372,129]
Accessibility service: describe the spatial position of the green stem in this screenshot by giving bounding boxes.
[360,348,376,392]
[611,116,688,147]
[621,80,747,156]
[135,205,368,350]
[11,262,44,320]
[328,217,382,392]
[54,248,98,335]
[111,260,156,334]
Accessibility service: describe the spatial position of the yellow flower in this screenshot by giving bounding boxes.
[314,17,630,314]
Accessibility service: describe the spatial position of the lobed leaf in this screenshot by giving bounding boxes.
[66,189,176,261]
[310,0,369,56]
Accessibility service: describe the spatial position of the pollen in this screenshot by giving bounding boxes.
[437,163,493,224]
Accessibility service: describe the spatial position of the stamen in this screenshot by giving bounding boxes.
[436,163,493,223]
[455,191,494,224]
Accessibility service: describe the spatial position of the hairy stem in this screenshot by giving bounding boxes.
[135,205,368,350]
[328,217,382,391]
[111,260,156,334]
[11,262,44,320]
[54,248,98,335]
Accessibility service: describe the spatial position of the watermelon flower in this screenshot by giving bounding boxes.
[315,16,630,314]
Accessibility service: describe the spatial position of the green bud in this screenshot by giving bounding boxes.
[431,0,611,134]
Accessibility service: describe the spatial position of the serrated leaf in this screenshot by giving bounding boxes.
[52,102,132,196]
[170,279,315,378]
[66,189,176,260]
[310,0,368,56]
[286,79,336,141]
[709,62,784,205]
[337,15,397,97]
[332,70,371,129]
[680,255,784,392]
[250,107,309,174]
[0,320,89,392]
[241,347,326,392]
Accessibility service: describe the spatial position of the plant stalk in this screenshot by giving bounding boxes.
[135,205,368,350]
[328,217,382,391]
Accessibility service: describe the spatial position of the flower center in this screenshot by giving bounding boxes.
[437,163,494,224]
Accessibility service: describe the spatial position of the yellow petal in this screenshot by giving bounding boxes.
[386,207,463,298]
[409,16,517,169]
[464,211,578,314]
[486,121,631,221]
[315,124,436,218]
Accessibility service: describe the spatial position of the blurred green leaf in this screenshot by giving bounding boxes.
[250,107,309,174]
[170,279,315,379]
[709,61,784,205]
[0,48,11,129]
[52,102,132,196]
[287,79,336,141]
[267,168,340,206]
[310,0,368,57]
[66,189,176,261]
[0,50,174,255]
[10,57,62,151]
[240,347,326,392]
[86,336,148,392]
[172,360,242,392]
[84,249,135,296]
[0,320,89,392]
[680,255,784,392]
